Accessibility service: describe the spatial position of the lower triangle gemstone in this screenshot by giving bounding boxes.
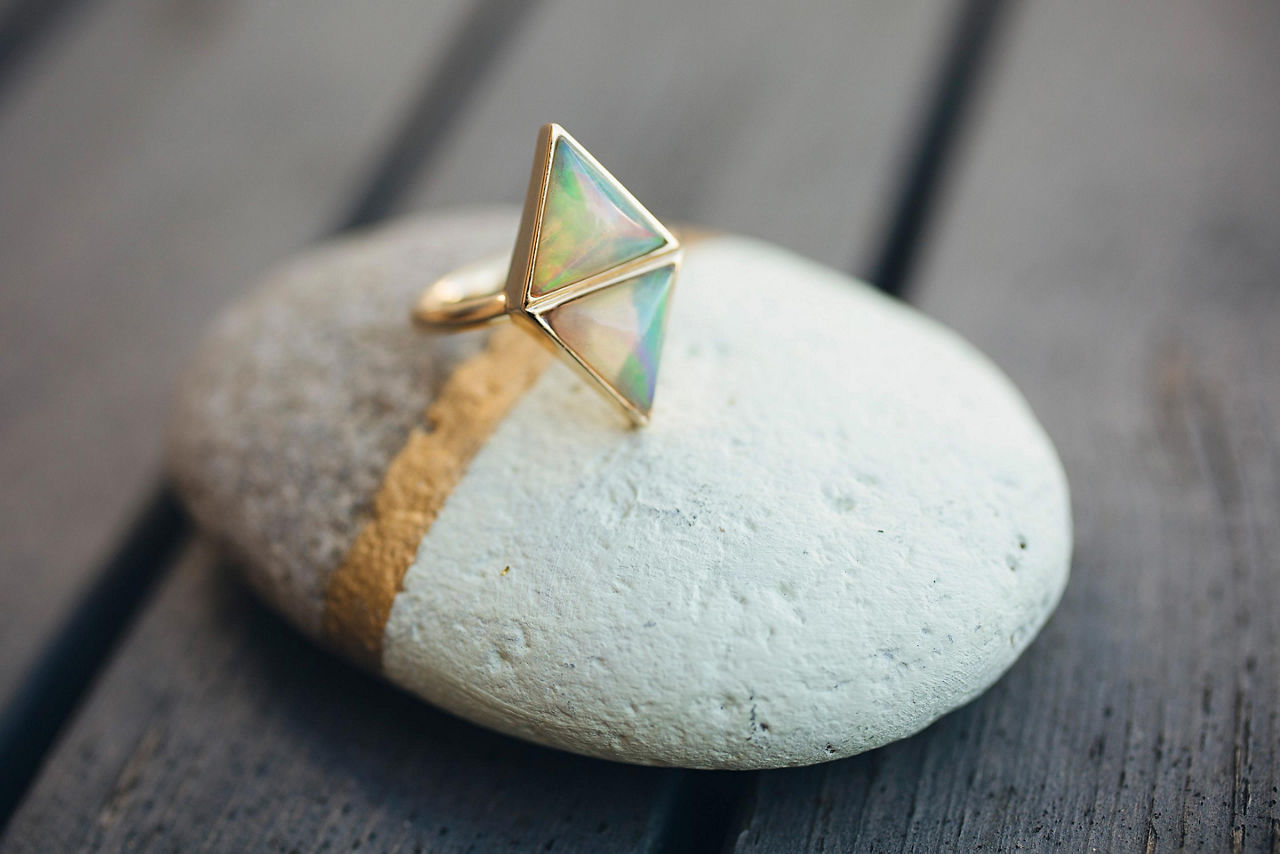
[544,264,676,415]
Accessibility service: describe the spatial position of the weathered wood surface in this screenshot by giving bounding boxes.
[737,0,1280,851]
[6,0,1277,850]
[0,0,950,850]
[11,546,681,851]
[0,0,476,707]
[407,1,945,272]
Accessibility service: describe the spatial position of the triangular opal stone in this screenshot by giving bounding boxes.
[544,264,676,414]
[530,138,667,298]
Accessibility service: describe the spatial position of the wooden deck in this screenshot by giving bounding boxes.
[0,0,1276,850]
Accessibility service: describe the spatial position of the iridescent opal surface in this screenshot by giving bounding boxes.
[530,138,667,297]
[545,264,676,414]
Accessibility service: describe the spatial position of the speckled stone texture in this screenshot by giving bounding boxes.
[169,215,1071,770]
[382,235,1072,769]
[167,211,514,636]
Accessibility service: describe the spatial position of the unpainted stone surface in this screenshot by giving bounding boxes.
[168,212,511,635]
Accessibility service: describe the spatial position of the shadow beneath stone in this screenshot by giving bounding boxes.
[195,557,675,851]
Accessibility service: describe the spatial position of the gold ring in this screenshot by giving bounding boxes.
[413,123,682,426]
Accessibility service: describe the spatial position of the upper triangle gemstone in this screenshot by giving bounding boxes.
[544,263,676,415]
[530,137,668,298]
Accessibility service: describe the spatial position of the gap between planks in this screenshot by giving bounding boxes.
[660,0,1016,848]
[0,0,541,832]
[0,0,1012,847]
[0,0,87,96]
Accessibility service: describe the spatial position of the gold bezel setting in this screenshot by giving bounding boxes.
[504,123,681,426]
[415,123,682,427]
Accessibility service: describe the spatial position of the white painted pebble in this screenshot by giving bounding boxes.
[381,233,1071,769]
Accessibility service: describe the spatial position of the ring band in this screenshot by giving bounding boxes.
[413,123,682,426]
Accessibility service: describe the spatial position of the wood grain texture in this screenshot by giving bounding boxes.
[403,0,947,272]
[5,546,676,852]
[0,0,472,707]
[1,1,950,850]
[737,0,1280,850]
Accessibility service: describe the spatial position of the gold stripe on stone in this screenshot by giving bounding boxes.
[322,326,550,669]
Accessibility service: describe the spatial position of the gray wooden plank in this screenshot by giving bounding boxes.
[404,0,949,272]
[0,0,473,707]
[4,547,676,852]
[2,1,954,850]
[737,0,1280,851]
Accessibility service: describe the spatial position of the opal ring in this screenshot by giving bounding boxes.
[414,123,681,426]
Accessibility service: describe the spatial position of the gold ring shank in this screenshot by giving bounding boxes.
[412,252,511,331]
